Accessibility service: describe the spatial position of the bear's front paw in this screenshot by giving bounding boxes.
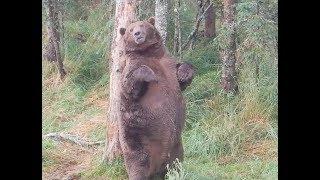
[130,65,158,83]
[176,62,195,91]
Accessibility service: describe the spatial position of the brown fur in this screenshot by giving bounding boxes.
[119,17,195,180]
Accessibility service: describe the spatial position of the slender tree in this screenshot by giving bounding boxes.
[221,0,238,93]
[189,0,204,49]
[103,0,138,163]
[254,0,262,84]
[173,0,181,57]
[155,0,168,44]
[204,0,216,38]
[44,0,67,79]
[182,1,213,50]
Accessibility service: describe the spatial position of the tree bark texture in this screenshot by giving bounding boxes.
[45,0,67,79]
[204,0,216,38]
[173,0,181,57]
[221,0,238,94]
[103,0,138,163]
[155,0,168,45]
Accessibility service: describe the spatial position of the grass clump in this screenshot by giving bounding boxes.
[42,0,277,179]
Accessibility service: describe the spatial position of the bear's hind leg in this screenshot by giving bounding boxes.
[170,140,184,163]
[123,149,151,180]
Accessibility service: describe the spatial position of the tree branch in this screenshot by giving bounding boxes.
[43,132,104,148]
[182,2,213,50]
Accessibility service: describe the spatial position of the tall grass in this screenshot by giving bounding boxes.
[42,0,277,179]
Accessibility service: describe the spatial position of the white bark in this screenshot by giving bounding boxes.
[174,0,181,57]
[155,0,168,44]
[103,0,138,163]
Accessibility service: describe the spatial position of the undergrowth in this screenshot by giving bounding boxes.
[42,0,277,179]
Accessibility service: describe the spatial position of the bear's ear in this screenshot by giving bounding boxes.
[148,17,155,26]
[120,28,126,36]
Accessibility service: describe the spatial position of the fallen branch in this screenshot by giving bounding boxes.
[182,2,213,50]
[43,132,104,148]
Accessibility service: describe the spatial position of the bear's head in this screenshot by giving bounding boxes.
[120,17,162,52]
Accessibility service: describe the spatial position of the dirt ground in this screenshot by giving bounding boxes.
[43,100,107,180]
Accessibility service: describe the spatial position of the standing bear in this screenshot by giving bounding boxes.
[118,17,195,180]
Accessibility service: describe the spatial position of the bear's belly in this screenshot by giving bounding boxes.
[137,82,184,140]
[139,82,180,110]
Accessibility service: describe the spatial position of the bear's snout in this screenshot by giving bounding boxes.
[134,33,146,45]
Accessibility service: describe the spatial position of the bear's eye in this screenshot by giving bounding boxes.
[139,25,143,28]
[130,28,133,32]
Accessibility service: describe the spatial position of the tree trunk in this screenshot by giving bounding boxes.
[45,0,67,80]
[173,0,181,57]
[254,0,261,85]
[181,2,213,50]
[102,0,138,163]
[254,56,259,85]
[204,0,216,38]
[221,0,238,94]
[57,0,66,62]
[178,17,182,57]
[196,0,205,20]
[155,0,168,45]
[190,0,204,49]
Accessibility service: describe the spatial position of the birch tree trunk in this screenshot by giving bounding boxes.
[254,0,261,84]
[102,0,138,163]
[173,0,181,57]
[155,0,168,45]
[57,0,66,61]
[221,0,238,94]
[45,0,67,80]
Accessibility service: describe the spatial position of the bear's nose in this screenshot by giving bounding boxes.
[134,31,141,36]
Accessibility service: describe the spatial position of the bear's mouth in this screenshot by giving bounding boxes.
[135,36,146,44]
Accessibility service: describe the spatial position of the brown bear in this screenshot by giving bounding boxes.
[118,17,195,180]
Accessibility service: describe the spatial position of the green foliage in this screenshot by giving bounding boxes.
[183,39,220,75]
[166,159,187,180]
[166,157,277,180]
[42,0,278,179]
[166,0,197,52]
[81,157,127,180]
[137,0,155,20]
[61,2,113,93]
[62,0,90,20]
[88,125,106,142]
